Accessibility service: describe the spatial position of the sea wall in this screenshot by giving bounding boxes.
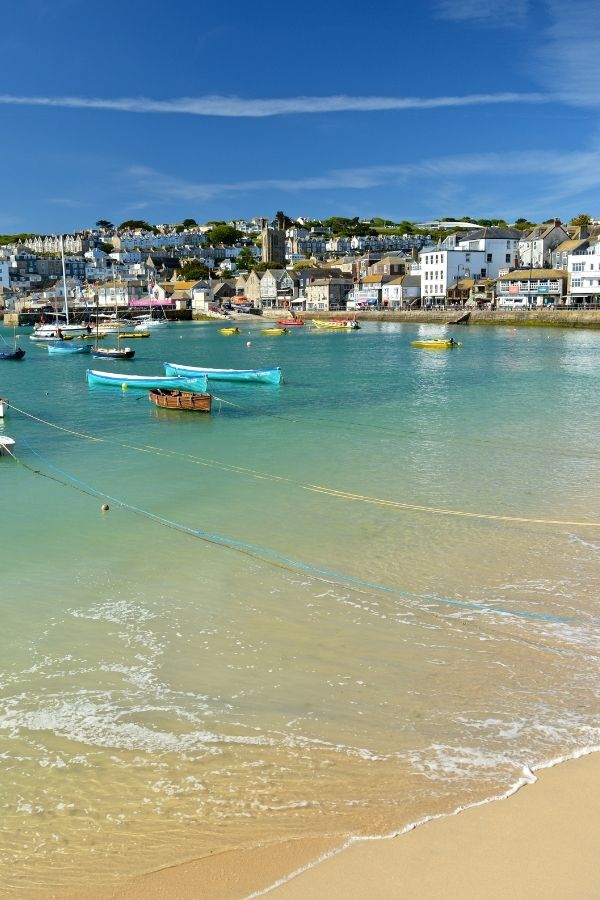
[297,309,600,329]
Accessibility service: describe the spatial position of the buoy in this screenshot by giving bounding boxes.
[122,383,128,390]
[101,503,109,512]
[246,341,252,347]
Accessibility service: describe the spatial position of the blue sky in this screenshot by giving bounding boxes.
[2,0,599,232]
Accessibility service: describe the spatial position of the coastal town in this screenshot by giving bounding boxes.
[2,211,600,322]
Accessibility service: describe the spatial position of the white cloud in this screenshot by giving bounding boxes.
[535,1,600,105]
[434,0,529,25]
[0,91,552,118]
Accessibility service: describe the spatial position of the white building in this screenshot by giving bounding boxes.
[456,227,521,277]
[419,248,486,304]
[0,261,10,289]
[567,239,600,304]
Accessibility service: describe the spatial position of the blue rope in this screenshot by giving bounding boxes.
[22,442,574,624]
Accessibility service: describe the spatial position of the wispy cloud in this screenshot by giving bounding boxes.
[0,91,553,118]
[535,0,600,106]
[434,0,529,26]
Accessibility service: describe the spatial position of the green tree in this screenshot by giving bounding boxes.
[96,219,114,230]
[236,247,256,271]
[181,218,198,228]
[179,261,210,281]
[205,224,243,246]
[513,218,535,231]
[569,213,591,227]
[117,219,157,233]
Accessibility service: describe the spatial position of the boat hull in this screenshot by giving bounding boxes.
[164,362,282,385]
[149,389,211,413]
[0,348,25,360]
[91,348,135,359]
[261,328,288,335]
[48,342,91,354]
[86,369,207,391]
[219,328,241,335]
[411,339,460,349]
[312,319,360,330]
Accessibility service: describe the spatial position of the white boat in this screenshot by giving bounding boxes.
[0,397,8,417]
[31,321,88,340]
[133,312,169,331]
[0,435,15,454]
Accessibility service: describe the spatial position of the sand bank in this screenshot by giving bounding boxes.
[105,751,600,900]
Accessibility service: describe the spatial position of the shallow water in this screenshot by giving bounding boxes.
[1,321,600,896]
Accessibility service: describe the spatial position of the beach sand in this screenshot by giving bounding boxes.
[106,751,600,900]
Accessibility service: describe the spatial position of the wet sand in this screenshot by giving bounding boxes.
[106,751,600,900]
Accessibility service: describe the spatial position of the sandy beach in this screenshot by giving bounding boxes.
[105,751,600,900]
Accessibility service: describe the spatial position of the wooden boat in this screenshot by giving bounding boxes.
[0,347,25,360]
[312,319,360,330]
[411,339,461,349]
[220,327,241,335]
[276,318,304,326]
[164,362,282,385]
[91,346,135,360]
[261,327,288,335]
[47,341,91,354]
[86,369,208,391]
[149,388,211,413]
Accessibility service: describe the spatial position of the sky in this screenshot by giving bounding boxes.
[1,0,599,233]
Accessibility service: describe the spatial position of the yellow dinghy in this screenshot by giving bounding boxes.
[261,327,288,335]
[220,327,241,335]
[412,338,461,349]
[117,331,151,339]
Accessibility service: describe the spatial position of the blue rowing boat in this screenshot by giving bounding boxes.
[86,369,208,391]
[164,362,282,385]
[48,341,91,354]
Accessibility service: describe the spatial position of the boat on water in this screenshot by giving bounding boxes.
[47,341,91,354]
[0,435,15,454]
[91,346,135,360]
[149,388,212,413]
[134,314,168,331]
[411,339,461,349]
[276,318,304,327]
[117,331,150,339]
[164,362,282,385]
[0,397,8,417]
[312,319,360,330]
[261,327,288,335]
[220,327,241,335]
[0,347,25,360]
[86,369,208,391]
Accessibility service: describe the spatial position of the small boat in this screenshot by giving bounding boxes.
[117,331,150,339]
[220,327,241,335]
[276,318,304,326]
[0,347,25,360]
[0,435,15,454]
[133,313,169,330]
[47,341,91,354]
[164,362,282,385]
[312,319,360,330]
[86,369,208,391]
[33,321,88,338]
[0,397,8,417]
[30,330,75,342]
[91,346,135,360]
[149,388,212,413]
[261,327,288,335]
[411,339,461,349]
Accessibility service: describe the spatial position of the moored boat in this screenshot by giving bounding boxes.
[164,362,282,385]
[0,348,25,360]
[0,396,8,417]
[47,341,91,354]
[91,346,135,360]
[276,318,304,326]
[411,338,460,349]
[220,327,241,335]
[0,435,15,454]
[86,369,208,391]
[149,388,211,413]
[261,327,288,335]
[312,319,360,330]
[117,331,150,339]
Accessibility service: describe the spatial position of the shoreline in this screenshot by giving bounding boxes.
[104,749,600,900]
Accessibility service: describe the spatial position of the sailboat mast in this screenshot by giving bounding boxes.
[60,235,69,324]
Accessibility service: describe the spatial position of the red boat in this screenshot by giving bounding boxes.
[276,318,304,326]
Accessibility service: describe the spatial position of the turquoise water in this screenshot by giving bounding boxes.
[1,321,600,896]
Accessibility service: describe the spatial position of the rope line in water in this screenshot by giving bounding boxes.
[9,402,600,531]
[6,439,574,625]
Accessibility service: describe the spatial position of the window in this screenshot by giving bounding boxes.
[573,262,585,272]
[572,278,582,288]
[506,254,511,263]
[487,253,493,263]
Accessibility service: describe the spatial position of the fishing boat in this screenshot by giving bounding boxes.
[276,318,304,326]
[47,341,91,354]
[411,339,461,349]
[220,327,241,335]
[261,327,288,335]
[91,346,135,360]
[149,388,212,413]
[0,397,8,417]
[164,362,282,385]
[86,369,208,391]
[312,319,360,330]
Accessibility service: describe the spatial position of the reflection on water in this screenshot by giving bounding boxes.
[1,322,600,895]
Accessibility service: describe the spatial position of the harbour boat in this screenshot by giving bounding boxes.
[91,346,135,360]
[276,318,304,326]
[312,319,360,330]
[261,327,288,335]
[411,339,461,349]
[30,329,75,342]
[164,362,282,385]
[0,435,15,455]
[0,396,8,417]
[134,314,168,331]
[149,388,212,413]
[47,341,91,354]
[220,327,241,335]
[86,369,208,391]
[117,331,150,339]
[0,347,25,360]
